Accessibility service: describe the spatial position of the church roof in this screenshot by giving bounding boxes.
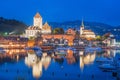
[42,22,51,30]
[83,31,95,35]
[34,12,42,18]
[81,19,84,27]
[82,33,95,35]
[83,30,92,32]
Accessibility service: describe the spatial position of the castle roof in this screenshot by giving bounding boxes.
[42,22,51,30]
[26,26,41,30]
[34,12,42,18]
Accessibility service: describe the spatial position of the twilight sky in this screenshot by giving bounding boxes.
[0,0,120,26]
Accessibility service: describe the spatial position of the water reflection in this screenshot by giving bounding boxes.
[5,49,26,55]
[79,51,96,70]
[0,48,119,80]
[66,50,75,64]
[25,50,51,79]
[0,49,26,64]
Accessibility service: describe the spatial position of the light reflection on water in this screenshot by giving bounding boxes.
[0,49,120,80]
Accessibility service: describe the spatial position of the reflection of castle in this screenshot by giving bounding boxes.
[25,51,51,79]
[25,12,51,38]
[79,51,96,70]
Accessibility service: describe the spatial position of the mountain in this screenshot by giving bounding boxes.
[0,17,27,34]
[49,20,120,40]
[0,17,119,40]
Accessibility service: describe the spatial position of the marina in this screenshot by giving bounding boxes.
[0,46,120,80]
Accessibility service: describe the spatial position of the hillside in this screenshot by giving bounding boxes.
[49,20,120,40]
[0,17,119,40]
[0,17,27,34]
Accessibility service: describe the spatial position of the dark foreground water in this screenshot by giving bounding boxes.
[0,49,120,80]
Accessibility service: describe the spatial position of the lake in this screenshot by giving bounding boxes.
[0,49,120,80]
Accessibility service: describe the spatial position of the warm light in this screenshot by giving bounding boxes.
[79,51,84,56]
[80,56,84,70]
[16,55,19,61]
[90,53,96,63]
[27,40,35,47]
[83,54,90,64]
[32,61,42,78]
[41,56,51,70]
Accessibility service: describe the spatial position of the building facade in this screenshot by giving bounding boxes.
[80,20,96,39]
[24,12,51,38]
[66,28,76,35]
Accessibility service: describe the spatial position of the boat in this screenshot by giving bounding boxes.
[99,63,116,71]
[55,46,77,55]
[85,46,102,53]
[96,57,113,64]
[0,47,5,54]
[25,46,42,57]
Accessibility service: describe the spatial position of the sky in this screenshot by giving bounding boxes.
[0,0,120,26]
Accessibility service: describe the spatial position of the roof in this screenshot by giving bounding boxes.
[26,26,41,30]
[42,22,51,30]
[34,12,42,18]
[83,30,92,32]
[82,32,95,35]
[81,19,84,27]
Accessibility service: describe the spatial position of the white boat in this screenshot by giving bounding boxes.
[96,57,113,64]
[99,63,116,71]
[85,46,102,52]
[56,46,76,51]
[55,46,76,55]
[25,46,42,57]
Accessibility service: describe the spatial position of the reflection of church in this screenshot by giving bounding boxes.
[80,20,96,39]
[79,51,96,70]
[25,51,51,79]
[24,12,51,38]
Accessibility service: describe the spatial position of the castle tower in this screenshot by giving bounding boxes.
[80,19,84,35]
[34,12,42,29]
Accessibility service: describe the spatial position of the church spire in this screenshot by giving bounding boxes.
[81,19,84,27]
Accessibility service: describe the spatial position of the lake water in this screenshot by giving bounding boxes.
[0,49,120,80]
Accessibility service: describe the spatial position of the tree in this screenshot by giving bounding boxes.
[96,35,102,41]
[52,28,64,34]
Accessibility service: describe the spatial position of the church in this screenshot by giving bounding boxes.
[25,12,51,38]
[80,20,96,39]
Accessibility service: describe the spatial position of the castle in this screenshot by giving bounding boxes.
[25,12,51,38]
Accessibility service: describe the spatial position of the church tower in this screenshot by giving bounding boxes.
[80,19,84,35]
[34,12,42,29]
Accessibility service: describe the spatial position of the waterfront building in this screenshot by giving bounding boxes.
[42,34,74,46]
[80,20,96,39]
[66,28,76,35]
[110,34,116,46]
[24,12,51,38]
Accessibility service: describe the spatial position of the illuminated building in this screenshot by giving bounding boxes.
[24,12,51,38]
[66,28,76,35]
[80,19,96,39]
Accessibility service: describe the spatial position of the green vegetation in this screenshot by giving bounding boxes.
[0,17,27,35]
[52,28,64,34]
[96,35,102,41]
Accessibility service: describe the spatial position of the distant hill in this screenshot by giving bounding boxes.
[0,17,27,34]
[49,20,120,40]
[0,17,119,40]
